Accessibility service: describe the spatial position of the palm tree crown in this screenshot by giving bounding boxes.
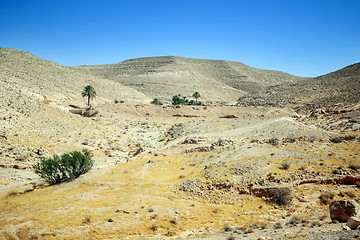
[82,85,96,106]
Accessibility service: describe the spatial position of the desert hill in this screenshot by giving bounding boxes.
[238,62,360,109]
[76,56,303,103]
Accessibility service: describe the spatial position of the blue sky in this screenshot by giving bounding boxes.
[1,0,359,77]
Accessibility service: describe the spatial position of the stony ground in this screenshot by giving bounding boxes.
[1,102,360,240]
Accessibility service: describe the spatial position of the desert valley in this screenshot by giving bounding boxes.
[0,47,360,239]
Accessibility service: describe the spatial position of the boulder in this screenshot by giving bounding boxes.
[347,216,360,230]
[329,200,360,222]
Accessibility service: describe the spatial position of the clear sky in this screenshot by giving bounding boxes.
[1,0,359,77]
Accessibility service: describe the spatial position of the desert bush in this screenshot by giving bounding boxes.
[330,137,343,143]
[188,99,202,105]
[150,224,159,231]
[319,191,335,205]
[280,161,291,170]
[287,216,301,226]
[151,98,163,105]
[349,164,360,171]
[268,138,279,146]
[273,222,282,229]
[269,187,292,206]
[227,235,235,240]
[114,99,124,104]
[83,108,99,117]
[223,224,233,232]
[33,149,94,185]
[345,190,356,198]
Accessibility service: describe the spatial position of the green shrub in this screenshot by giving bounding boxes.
[114,100,124,104]
[33,149,94,185]
[172,95,188,105]
[151,98,163,105]
[172,94,202,105]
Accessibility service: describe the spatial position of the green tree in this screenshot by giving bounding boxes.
[192,91,200,104]
[82,85,96,106]
[172,95,189,105]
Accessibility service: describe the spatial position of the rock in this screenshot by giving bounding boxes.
[309,109,325,118]
[347,216,360,229]
[343,225,351,231]
[133,147,144,157]
[330,200,360,222]
[219,114,238,119]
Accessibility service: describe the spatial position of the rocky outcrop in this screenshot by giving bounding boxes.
[329,200,360,222]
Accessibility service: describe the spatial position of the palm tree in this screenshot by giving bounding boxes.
[82,85,96,106]
[192,91,200,104]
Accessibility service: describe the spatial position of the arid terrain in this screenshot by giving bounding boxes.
[0,47,360,239]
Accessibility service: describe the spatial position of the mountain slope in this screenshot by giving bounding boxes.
[0,47,147,107]
[76,56,303,103]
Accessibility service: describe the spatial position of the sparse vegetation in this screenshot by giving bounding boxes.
[280,161,291,170]
[319,191,335,205]
[227,235,235,240]
[114,99,124,104]
[33,149,94,185]
[345,190,356,198]
[287,216,301,226]
[150,223,159,231]
[349,164,360,171]
[268,138,279,146]
[83,107,99,117]
[224,224,233,232]
[274,222,282,229]
[269,187,292,206]
[82,215,91,224]
[151,98,163,105]
[82,85,97,106]
[172,94,202,105]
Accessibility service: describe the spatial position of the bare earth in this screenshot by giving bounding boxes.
[0,48,360,240]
